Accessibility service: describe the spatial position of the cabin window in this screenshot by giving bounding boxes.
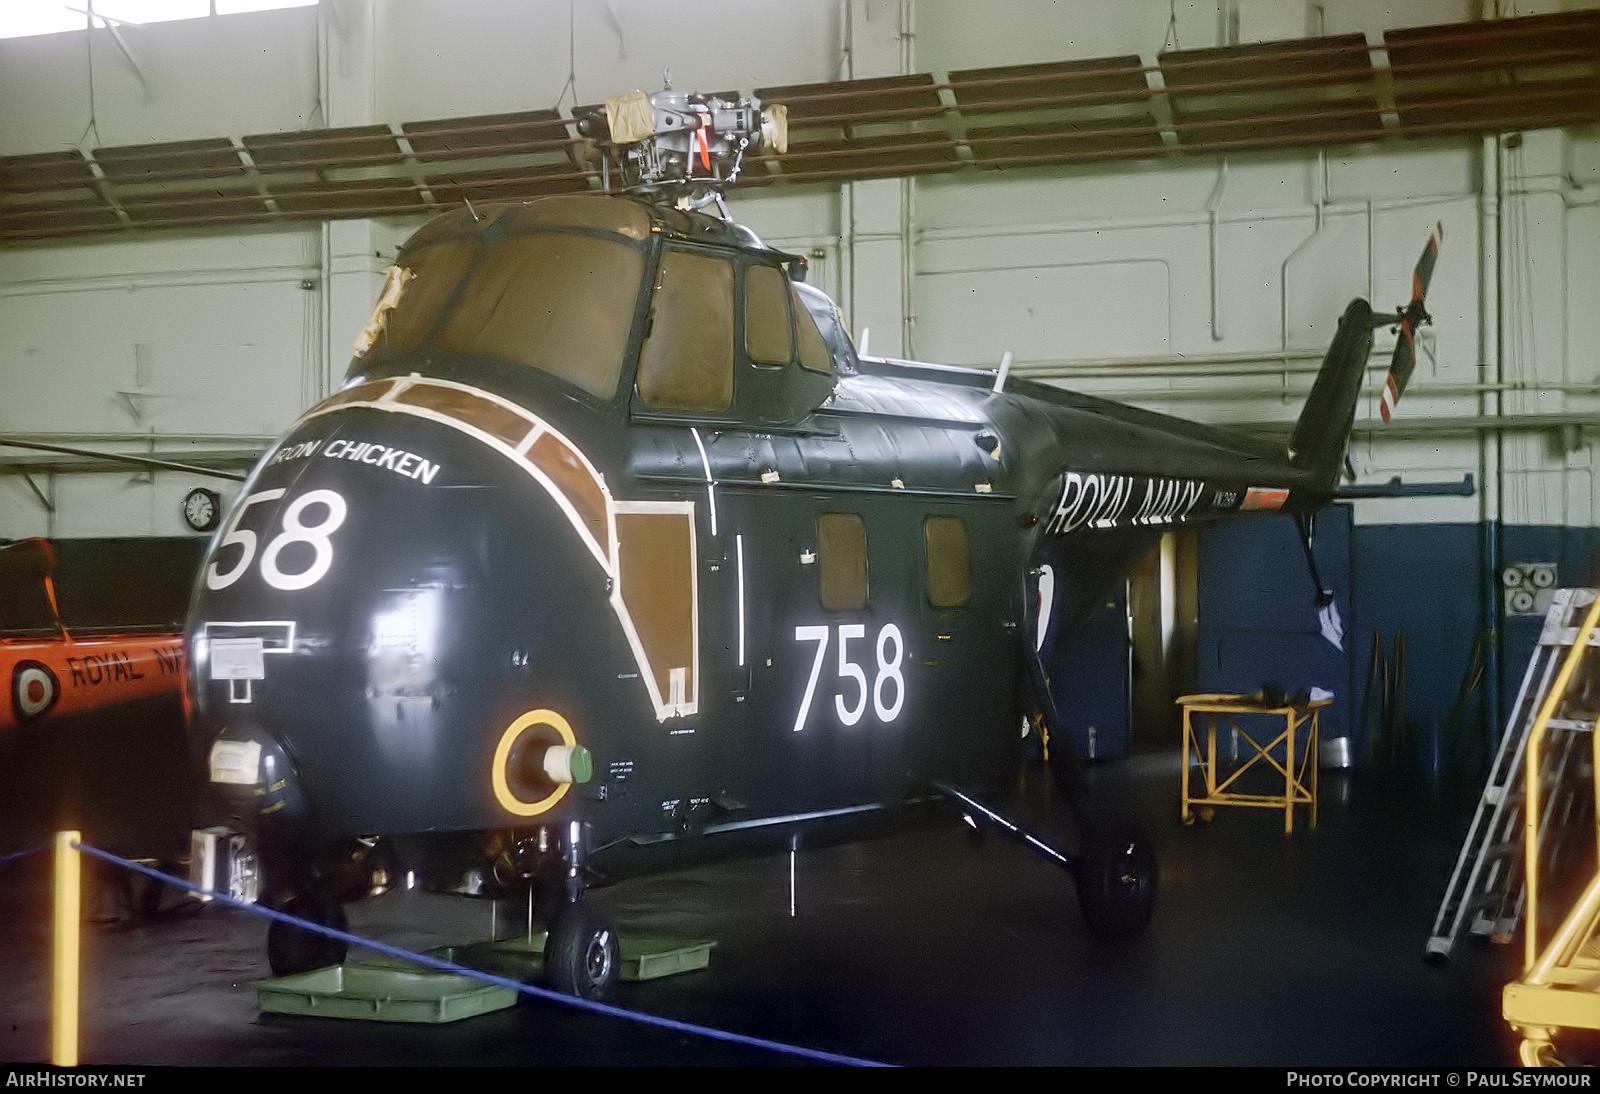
[792,285,833,374]
[376,238,479,358]
[817,512,869,611]
[924,516,971,608]
[745,264,793,366]
[638,250,735,412]
[432,232,644,400]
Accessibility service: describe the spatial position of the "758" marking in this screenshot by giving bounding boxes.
[792,623,906,733]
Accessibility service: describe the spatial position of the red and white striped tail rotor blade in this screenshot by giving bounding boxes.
[1380,222,1442,424]
[1412,221,1443,306]
[1385,316,1417,419]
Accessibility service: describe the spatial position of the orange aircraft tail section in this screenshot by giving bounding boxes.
[1,538,185,732]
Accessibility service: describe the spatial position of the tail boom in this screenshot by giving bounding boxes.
[1288,298,1377,494]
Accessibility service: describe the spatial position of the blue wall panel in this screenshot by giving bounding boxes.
[1199,517,1600,775]
[1347,522,1482,765]
[1196,507,1353,745]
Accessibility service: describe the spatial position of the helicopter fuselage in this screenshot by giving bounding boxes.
[184,194,1320,902]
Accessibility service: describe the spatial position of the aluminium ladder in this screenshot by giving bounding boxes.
[1426,588,1600,961]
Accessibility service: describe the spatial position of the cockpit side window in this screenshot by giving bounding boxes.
[432,231,644,401]
[791,285,834,375]
[638,249,735,412]
[745,264,794,366]
[795,284,858,374]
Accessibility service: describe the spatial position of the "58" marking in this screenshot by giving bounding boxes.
[792,623,906,733]
[206,488,348,592]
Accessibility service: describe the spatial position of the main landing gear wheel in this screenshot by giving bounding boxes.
[1076,826,1157,943]
[544,901,619,999]
[267,896,349,976]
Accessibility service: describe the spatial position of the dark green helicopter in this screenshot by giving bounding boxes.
[178,84,1440,997]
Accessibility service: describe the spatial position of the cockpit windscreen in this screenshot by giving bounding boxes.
[355,230,646,401]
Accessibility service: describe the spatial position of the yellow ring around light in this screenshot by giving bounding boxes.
[491,708,578,817]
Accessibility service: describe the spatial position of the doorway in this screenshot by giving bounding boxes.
[1128,531,1200,751]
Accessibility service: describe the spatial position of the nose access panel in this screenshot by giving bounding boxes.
[188,386,704,836]
[188,410,600,835]
[292,375,701,724]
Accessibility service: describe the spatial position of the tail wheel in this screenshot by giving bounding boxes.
[267,895,349,976]
[544,901,619,999]
[1077,825,1157,942]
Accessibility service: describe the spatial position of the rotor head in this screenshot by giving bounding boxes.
[576,84,787,212]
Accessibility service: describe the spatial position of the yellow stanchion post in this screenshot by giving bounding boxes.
[52,829,80,1068]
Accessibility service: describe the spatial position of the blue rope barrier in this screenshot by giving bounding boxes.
[71,840,891,1068]
[0,844,47,867]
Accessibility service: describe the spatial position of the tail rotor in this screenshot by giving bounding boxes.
[1379,221,1443,423]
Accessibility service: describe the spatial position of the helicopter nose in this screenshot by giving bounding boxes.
[186,402,627,837]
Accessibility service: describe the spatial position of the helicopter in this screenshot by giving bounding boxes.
[1,537,185,735]
[176,83,1441,997]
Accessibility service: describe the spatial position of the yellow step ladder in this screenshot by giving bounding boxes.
[1428,589,1600,960]
[1500,588,1600,1066]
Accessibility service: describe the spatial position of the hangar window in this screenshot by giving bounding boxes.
[817,512,869,612]
[216,1,319,12]
[924,516,971,609]
[792,286,834,374]
[745,264,793,366]
[433,231,645,401]
[0,2,317,39]
[638,249,735,412]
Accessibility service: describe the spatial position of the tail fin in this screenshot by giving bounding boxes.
[0,537,55,585]
[1289,222,1444,489]
[0,538,62,636]
[1289,298,1376,489]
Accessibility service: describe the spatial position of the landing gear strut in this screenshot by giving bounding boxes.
[541,820,619,998]
[1009,576,1158,942]
[933,781,1156,943]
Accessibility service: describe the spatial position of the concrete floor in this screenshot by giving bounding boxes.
[0,698,1543,1067]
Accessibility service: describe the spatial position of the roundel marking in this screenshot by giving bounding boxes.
[1034,563,1056,653]
[491,708,578,818]
[13,661,60,722]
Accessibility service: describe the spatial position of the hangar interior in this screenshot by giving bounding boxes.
[1,0,1599,1068]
